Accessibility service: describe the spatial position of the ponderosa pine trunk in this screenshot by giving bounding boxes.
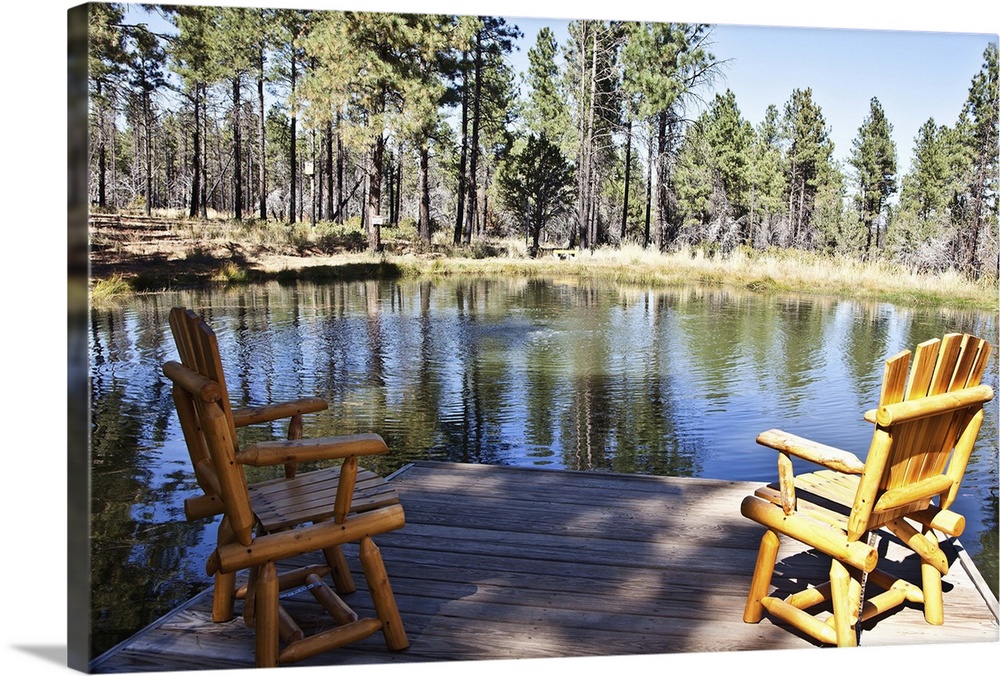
[258,50,266,220]
[464,34,483,246]
[232,74,242,221]
[419,142,431,244]
[190,86,201,218]
[621,118,632,242]
[454,54,469,245]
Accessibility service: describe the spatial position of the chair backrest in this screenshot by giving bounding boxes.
[849,333,993,539]
[164,307,256,546]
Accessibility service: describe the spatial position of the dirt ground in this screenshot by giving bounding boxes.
[88,213,378,286]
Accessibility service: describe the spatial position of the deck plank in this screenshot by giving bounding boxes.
[90,461,999,673]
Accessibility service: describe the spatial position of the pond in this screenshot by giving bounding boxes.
[87,277,998,658]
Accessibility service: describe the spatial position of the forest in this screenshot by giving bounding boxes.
[87,4,999,280]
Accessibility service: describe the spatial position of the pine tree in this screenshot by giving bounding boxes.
[168,5,218,218]
[748,105,787,247]
[497,134,575,253]
[622,22,719,250]
[126,25,166,215]
[903,119,952,220]
[781,88,835,247]
[952,43,998,277]
[88,3,129,209]
[461,17,521,246]
[849,97,898,257]
[524,27,570,148]
[703,90,754,233]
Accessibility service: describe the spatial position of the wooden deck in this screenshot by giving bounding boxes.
[91,461,999,672]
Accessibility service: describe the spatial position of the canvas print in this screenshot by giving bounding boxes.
[67,1,998,674]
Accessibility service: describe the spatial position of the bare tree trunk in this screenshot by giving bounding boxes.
[98,135,107,208]
[454,54,469,245]
[232,75,243,220]
[335,109,345,223]
[419,141,431,244]
[655,111,667,250]
[464,32,483,246]
[190,87,201,218]
[797,178,806,244]
[574,23,587,249]
[258,50,267,220]
[621,117,632,242]
[367,136,384,252]
[143,86,152,216]
[644,118,653,248]
[288,57,297,224]
[583,27,597,250]
[200,103,208,218]
[395,141,403,225]
[325,121,334,220]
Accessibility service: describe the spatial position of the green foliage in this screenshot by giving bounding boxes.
[899,119,955,220]
[849,97,897,256]
[673,123,714,232]
[496,134,576,252]
[622,22,715,119]
[781,88,838,246]
[951,43,999,276]
[88,3,128,97]
[748,106,788,242]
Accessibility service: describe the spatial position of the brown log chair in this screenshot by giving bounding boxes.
[163,307,408,667]
[741,333,993,647]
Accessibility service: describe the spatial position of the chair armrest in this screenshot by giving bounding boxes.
[236,433,389,467]
[756,429,866,474]
[231,397,328,427]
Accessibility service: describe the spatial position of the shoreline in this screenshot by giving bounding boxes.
[87,216,999,312]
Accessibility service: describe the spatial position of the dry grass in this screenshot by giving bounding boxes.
[90,274,133,308]
[402,242,997,311]
[88,211,998,311]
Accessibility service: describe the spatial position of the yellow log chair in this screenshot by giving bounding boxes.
[741,333,993,646]
[163,307,409,667]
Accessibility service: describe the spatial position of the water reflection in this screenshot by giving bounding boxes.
[88,278,998,657]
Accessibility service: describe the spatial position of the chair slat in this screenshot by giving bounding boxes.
[948,334,980,393]
[898,338,943,488]
[928,333,964,395]
[904,338,941,401]
[965,340,992,388]
[879,350,911,407]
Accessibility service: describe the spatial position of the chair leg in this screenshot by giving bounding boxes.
[323,544,356,595]
[212,571,237,622]
[744,529,780,623]
[212,517,238,622]
[243,565,259,627]
[359,537,408,651]
[829,559,857,647]
[254,562,280,668]
[921,561,944,625]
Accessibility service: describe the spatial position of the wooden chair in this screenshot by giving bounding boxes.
[163,307,409,667]
[741,333,993,646]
